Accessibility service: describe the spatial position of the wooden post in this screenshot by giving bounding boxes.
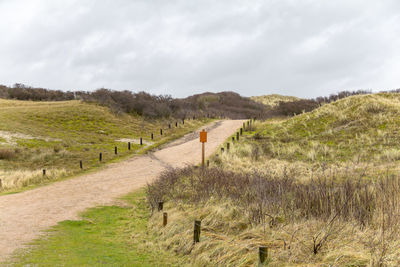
[194,220,201,243]
[128,142,131,150]
[175,122,178,127]
[160,129,163,135]
[207,160,209,167]
[80,160,83,169]
[151,133,154,140]
[259,246,268,264]
[114,146,117,155]
[163,212,168,227]
[158,201,164,211]
[99,152,102,162]
[240,128,243,135]
[202,142,205,168]
[237,132,239,141]
[169,124,171,129]
[140,137,143,146]
[43,169,46,176]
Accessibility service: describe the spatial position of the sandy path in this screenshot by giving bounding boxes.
[0,120,243,261]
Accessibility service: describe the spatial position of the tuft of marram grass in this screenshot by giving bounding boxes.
[0,168,69,190]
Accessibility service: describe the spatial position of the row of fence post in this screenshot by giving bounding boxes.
[37,118,194,180]
[79,118,191,172]
[156,199,268,264]
[219,119,253,155]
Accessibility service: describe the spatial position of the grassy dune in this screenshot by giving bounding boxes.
[0,99,210,191]
[12,93,400,266]
[145,93,400,266]
[251,94,300,107]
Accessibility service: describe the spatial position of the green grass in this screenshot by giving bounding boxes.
[0,99,212,191]
[246,93,400,164]
[8,190,189,267]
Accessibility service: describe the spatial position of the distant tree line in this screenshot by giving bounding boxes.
[1,83,399,118]
[0,84,265,119]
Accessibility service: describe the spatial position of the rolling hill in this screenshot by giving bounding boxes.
[0,99,209,191]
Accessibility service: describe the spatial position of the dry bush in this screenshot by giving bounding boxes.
[147,167,397,227]
[147,167,400,265]
[0,148,15,160]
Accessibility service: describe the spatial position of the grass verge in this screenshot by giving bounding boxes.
[7,189,190,267]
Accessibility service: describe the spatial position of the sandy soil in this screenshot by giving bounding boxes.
[0,120,243,261]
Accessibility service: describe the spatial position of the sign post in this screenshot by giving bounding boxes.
[200,129,207,168]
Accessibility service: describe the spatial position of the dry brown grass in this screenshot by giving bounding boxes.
[145,93,400,266]
[251,94,300,107]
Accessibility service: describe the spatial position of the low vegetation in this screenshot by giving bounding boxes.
[1,84,266,119]
[8,88,400,266]
[144,92,400,266]
[8,190,190,266]
[0,99,210,192]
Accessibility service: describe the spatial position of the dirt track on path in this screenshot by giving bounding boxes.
[0,120,244,261]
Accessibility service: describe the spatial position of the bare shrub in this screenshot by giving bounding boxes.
[0,149,15,160]
[148,167,400,228]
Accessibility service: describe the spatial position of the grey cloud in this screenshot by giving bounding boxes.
[0,0,399,98]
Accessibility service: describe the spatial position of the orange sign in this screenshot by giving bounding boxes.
[200,129,207,143]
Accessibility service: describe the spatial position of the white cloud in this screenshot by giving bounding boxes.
[0,0,399,98]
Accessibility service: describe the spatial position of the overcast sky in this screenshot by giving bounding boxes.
[0,0,399,98]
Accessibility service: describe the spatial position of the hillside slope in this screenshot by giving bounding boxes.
[251,94,300,107]
[255,93,400,163]
[143,93,400,266]
[0,99,209,191]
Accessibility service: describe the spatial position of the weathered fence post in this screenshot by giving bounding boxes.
[99,152,102,162]
[128,142,131,150]
[160,129,163,135]
[163,212,168,227]
[240,128,243,135]
[151,133,154,140]
[140,137,143,146]
[80,160,83,169]
[158,201,164,211]
[259,246,268,264]
[237,132,239,141]
[43,169,46,176]
[114,146,117,155]
[194,220,201,243]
